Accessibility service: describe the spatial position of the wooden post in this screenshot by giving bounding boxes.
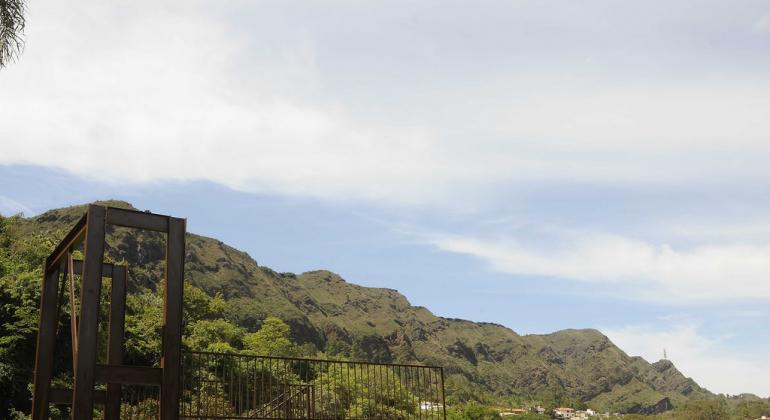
[71,205,107,420]
[105,265,127,420]
[67,253,79,365]
[31,267,61,420]
[161,217,185,420]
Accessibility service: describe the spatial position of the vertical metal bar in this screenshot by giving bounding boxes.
[161,217,185,420]
[31,267,61,420]
[252,357,257,413]
[373,364,380,416]
[196,354,202,417]
[385,366,391,415]
[370,364,376,416]
[72,205,107,420]
[331,361,337,417]
[416,367,421,420]
[220,353,225,416]
[440,368,447,420]
[204,354,210,416]
[406,367,420,419]
[429,368,435,419]
[398,366,402,417]
[238,353,243,415]
[351,363,357,419]
[431,368,436,419]
[105,265,127,420]
[311,380,316,419]
[435,368,441,420]
[267,357,271,414]
[365,364,370,417]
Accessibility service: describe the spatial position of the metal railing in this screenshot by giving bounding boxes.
[118,386,161,420]
[179,350,447,419]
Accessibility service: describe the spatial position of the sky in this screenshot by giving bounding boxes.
[2,0,770,396]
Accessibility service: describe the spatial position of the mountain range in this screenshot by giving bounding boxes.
[17,200,715,414]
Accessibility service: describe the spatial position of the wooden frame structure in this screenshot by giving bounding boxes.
[31,205,186,420]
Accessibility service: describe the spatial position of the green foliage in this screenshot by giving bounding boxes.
[516,414,550,420]
[446,402,500,420]
[444,374,491,405]
[673,400,729,420]
[222,296,266,331]
[313,364,419,419]
[733,398,770,419]
[124,287,163,366]
[0,214,52,415]
[325,338,352,357]
[243,316,297,356]
[351,334,393,363]
[184,285,225,324]
[186,319,245,351]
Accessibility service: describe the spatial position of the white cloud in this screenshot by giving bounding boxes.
[0,0,459,205]
[424,230,770,303]
[2,1,770,207]
[603,324,770,397]
[753,14,770,33]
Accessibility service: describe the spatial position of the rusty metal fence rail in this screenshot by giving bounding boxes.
[179,350,447,420]
[118,386,161,420]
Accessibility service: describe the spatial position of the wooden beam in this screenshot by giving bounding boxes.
[72,205,107,420]
[95,365,163,386]
[105,265,127,420]
[45,213,87,271]
[67,254,78,366]
[71,259,114,277]
[161,217,186,420]
[31,268,61,420]
[49,389,107,405]
[105,206,169,232]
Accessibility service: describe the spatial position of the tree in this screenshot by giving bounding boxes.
[675,400,729,420]
[186,319,245,352]
[446,402,499,420]
[243,316,296,356]
[0,0,25,68]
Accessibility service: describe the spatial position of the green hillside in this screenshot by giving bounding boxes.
[2,201,715,415]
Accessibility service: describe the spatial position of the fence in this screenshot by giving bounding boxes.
[177,350,447,419]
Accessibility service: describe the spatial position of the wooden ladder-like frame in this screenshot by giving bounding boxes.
[31,205,186,420]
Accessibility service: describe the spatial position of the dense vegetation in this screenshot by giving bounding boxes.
[1,202,769,419]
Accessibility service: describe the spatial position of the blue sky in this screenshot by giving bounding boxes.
[3,0,770,396]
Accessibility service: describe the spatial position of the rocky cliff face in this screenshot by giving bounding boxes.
[17,201,713,413]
